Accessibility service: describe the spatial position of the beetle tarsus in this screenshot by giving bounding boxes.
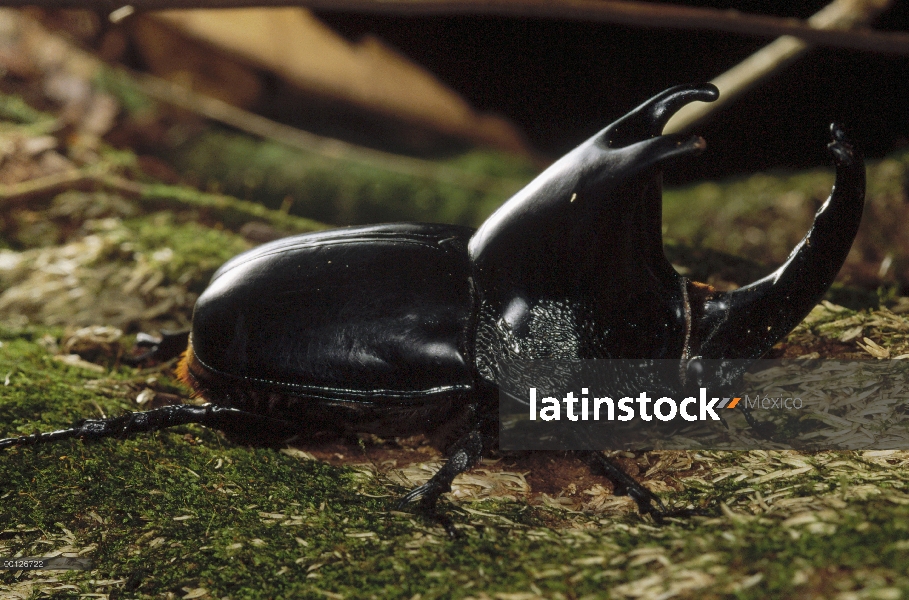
[584,451,714,521]
[396,489,460,538]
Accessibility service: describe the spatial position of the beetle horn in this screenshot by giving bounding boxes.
[609,83,717,282]
[600,82,719,148]
[691,124,866,360]
[469,132,708,292]
[469,85,719,361]
[468,84,717,288]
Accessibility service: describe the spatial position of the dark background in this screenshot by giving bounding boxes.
[311,0,909,184]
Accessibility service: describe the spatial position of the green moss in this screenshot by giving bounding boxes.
[119,214,251,290]
[663,150,909,295]
[661,167,840,253]
[88,62,536,228]
[93,68,157,117]
[131,181,328,234]
[5,333,909,599]
[168,128,530,227]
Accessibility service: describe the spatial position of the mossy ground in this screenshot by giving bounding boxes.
[2,197,909,599]
[4,327,909,599]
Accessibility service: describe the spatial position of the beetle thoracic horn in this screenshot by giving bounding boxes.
[691,124,866,361]
[605,84,718,290]
[467,110,713,291]
[468,83,722,365]
[599,83,720,148]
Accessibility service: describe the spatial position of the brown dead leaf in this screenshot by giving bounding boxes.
[133,8,530,154]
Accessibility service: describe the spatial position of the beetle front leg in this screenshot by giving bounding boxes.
[397,428,485,537]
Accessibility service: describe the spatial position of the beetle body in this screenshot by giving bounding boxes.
[179,223,480,440]
[1,83,866,529]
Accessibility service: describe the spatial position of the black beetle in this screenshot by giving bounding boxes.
[0,83,865,532]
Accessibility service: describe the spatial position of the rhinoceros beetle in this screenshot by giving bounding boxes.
[0,83,865,533]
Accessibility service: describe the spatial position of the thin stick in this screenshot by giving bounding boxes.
[0,170,90,207]
[0,167,331,233]
[6,0,908,55]
[131,71,531,193]
[663,0,893,134]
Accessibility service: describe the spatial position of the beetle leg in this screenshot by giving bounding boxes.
[585,452,707,522]
[0,404,297,451]
[397,428,485,537]
[585,451,665,517]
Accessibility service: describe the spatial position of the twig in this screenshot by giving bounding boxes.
[7,0,909,55]
[663,0,893,133]
[129,71,531,194]
[0,170,90,207]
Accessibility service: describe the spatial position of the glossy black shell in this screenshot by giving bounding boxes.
[190,223,477,402]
